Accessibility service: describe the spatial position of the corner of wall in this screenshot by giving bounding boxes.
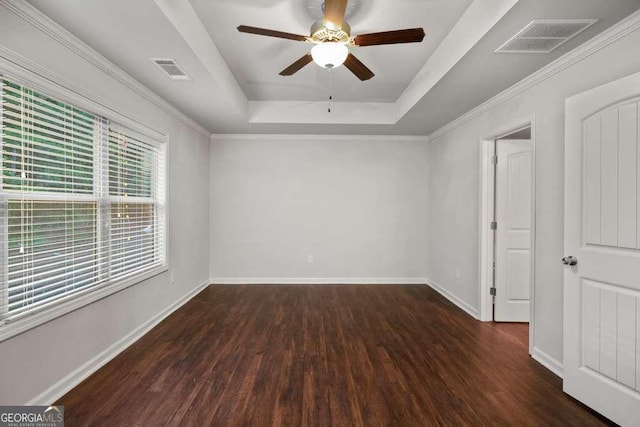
[425,278,479,319]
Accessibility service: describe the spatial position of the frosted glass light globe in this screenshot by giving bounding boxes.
[311,43,349,69]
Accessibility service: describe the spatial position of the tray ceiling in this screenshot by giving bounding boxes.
[24,0,640,135]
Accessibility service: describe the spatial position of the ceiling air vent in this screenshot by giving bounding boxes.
[150,58,191,80]
[496,19,598,53]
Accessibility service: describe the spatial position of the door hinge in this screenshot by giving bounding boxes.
[491,155,498,165]
[490,221,497,230]
[490,287,496,296]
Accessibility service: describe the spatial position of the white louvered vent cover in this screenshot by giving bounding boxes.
[150,58,191,80]
[496,19,598,53]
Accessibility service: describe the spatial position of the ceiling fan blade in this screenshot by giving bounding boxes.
[279,54,313,76]
[323,0,348,28]
[237,25,308,42]
[354,28,425,47]
[343,53,374,81]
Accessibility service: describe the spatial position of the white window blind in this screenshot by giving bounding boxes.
[0,78,166,325]
[108,124,166,281]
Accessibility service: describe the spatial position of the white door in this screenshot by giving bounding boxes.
[494,140,532,322]
[564,71,640,426]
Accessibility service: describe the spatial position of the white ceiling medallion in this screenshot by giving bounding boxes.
[496,19,598,53]
[150,58,192,80]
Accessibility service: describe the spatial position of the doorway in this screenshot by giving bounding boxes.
[478,118,536,353]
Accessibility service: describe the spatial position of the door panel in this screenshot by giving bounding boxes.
[584,116,602,244]
[495,140,532,322]
[583,102,640,250]
[507,250,531,300]
[617,293,636,389]
[600,109,619,246]
[580,279,640,386]
[618,103,638,249]
[564,71,640,426]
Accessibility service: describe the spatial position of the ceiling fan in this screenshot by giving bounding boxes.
[237,0,425,81]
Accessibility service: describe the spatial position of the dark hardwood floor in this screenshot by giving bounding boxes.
[57,285,612,426]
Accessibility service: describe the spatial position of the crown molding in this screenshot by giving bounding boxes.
[210,133,429,143]
[428,8,640,141]
[0,0,210,138]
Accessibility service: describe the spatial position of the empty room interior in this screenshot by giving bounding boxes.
[2,0,640,425]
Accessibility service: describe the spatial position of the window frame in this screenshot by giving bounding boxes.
[0,68,168,342]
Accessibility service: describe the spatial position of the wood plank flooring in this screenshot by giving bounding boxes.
[57,285,612,426]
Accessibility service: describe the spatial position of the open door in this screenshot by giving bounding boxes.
[564,71,640,425]
[494,139,532,322]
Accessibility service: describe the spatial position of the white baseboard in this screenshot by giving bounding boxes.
[531,347,564,378]
[425,278,479,319]
[27,279,210,405]
[209,277,428,285]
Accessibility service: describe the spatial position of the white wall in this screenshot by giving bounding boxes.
[428,21,640,368]
[0,5,210,404]
[209,136,429,281]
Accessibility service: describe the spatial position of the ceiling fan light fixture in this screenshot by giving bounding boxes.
[324,20,340,31]
[311,42,349,69]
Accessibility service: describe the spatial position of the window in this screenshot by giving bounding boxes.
[0,78,166,329]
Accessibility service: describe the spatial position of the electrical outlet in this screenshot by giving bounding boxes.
[307,255,314,264]
[170,272,176,285]
[455,268,461,280]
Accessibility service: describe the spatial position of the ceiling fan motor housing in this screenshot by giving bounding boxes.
[310,19,351,43]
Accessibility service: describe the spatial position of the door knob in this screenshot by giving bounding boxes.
[562,256,578,266]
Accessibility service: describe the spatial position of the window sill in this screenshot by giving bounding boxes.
[0,265,168,343]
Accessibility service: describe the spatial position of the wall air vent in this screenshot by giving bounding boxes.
[150,58,191,80]
[496,19,598,53]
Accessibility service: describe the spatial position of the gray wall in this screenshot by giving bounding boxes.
[428,24,640,367]
[0,5,210,404]
[209,136,429,281]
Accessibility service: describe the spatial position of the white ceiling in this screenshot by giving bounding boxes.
[191,0,472,103]
[25,0,640,135]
